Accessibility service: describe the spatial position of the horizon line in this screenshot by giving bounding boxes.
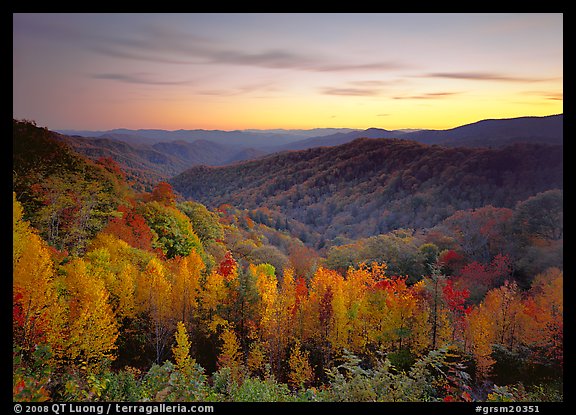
[31,112,562,134]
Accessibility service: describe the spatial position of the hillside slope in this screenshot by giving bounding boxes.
[170,138,563,244]
[57,135,268,191]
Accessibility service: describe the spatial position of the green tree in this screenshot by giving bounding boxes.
[178,201,224,244]
[140,201,204,259]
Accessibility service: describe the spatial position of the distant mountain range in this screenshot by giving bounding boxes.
[58,127,359,150]
[53,114,562,191]
[58,114,562,152]
[276,114,563,151]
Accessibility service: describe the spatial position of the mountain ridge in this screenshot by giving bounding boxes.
[170,136,563,245]
[58,114,563,153]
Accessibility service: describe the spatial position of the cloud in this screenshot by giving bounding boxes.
[16,16,410,74]
[313,62,407,72]
[81,23,408,73]
[393,92,462,100]
[196,81,279,97]
[351,80,400,87]
[422,72,548,82]
[91,73,192,86]
[95,41,406,73]
[546,93,563,101]
[519,90,563,101]
[320,87,383,96]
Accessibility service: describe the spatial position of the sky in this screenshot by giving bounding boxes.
[13,13,563,131]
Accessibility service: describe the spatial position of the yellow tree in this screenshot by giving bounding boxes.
[275,268,297,345]
[217,324,243,382]
[86,233,146,321]
[13,194,57,354]
[328,272,348,352]
[53,258,119,370]
[253,263,278,331]
[522,268,563,365]
[287,340,314,390]
[466,304,496,380]
[303,267,344,368]
[305,267,343,342]
[172,321,195,379]
[114,263,137,320]
[199,269,229,331]
[481,281,524,350]
[168,250,204,325]
[251,263,283,373]
[246,338,267,378]
[136,258,174,363]
[342,264,381,353]
[368,276,428,354]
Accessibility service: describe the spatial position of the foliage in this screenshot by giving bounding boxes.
[171,138,562,247]
[140,201,205,259]
[178,200,225,244]
[324,347,469,402]
[212,367,293,402]
[12,120,563,403]
[287,341,314,389]
[13,345,52,402]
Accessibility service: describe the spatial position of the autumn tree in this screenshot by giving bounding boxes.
[466,304,496,380]
[482,281,524,350]
[287,341,314,389]
[456,254,513,303]
[217,325,243,382]
[13,194,57,355]
[168,251,205,325]
[368,276,429,355]
[103,204,156,252]
[173,321,195,377]
[442,278,471,345]
[251,264,286,374]
[288,243,319,280]
[218,251,238,281]
[150,181,176,205]
[421,266,451,350]
[522,268,563,365]
[441,206,514,264]
[52,258,119,370]
[136,258,174,363]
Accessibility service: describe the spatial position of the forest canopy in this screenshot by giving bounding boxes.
[13,119,563,403]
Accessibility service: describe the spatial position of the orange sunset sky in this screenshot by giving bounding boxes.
[13,13,563,131]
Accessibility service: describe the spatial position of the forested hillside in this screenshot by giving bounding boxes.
[58,134,266,191]
[171,137,562,244]
[13,120,563,403]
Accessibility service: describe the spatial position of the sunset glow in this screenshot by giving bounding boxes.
[13,13,563,131]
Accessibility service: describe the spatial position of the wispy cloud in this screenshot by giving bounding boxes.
[546,93,563,101]
[393,91,462,100]
[196,81,280,97]
[313,62,407,72]
[91,73,192,86]
[320,87,383,97]
[81,24,409,73]
[519,90,563,101]
[422,72,549,82]
[95,41,407,73]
